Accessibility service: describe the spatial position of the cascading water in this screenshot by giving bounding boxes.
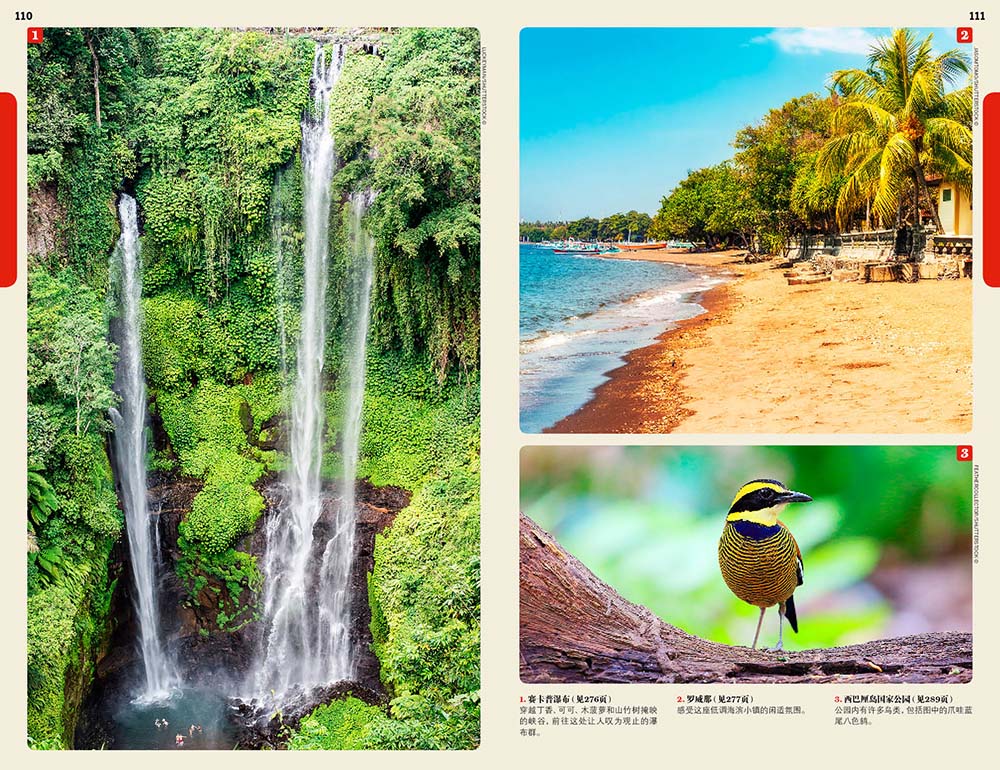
[109,193,176,701]
[254,44,346,697]
[315,190,376,678]
[271,173,289,387]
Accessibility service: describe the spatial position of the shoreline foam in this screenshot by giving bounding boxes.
[519,250,728,434]
[545,251,972,434]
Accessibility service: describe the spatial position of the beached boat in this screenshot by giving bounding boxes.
[552,243,615,255]
[616,242,669,251]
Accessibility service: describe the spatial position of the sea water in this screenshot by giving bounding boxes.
[519,243,723,432]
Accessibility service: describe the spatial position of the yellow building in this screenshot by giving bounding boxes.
[936,181,973,236]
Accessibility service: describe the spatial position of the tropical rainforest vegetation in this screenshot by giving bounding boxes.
[27,26,479,750]
[522,30,972,257]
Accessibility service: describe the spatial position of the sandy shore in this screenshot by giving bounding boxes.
[548,251,972,434]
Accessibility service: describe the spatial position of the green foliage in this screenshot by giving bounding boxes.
[142,294,252,391]
[26,264,122,736]
[649,163,759,249]
[286,697,395,750]
[291,460,481,750]
[28,469,61,529]
[156,378,272,625]
[817,28,972,230]
[329,29,481,377]
[732,93,836,247]
[27,585,77,743]
[27,27,481,750]
[370,470,480,698]
[157,381,256,469]
[521,211,653,243]
[27,543,116,747]
[27,149,64,188]
[176,547,263,631]
[288,350,480,750]
[358,353,479,489]
[28,269,117,439]
[180,458,264,553]
[649,94,837,252]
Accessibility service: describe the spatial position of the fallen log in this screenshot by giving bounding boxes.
[519,513,972,684]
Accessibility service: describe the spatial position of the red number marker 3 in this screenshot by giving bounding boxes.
[957,446,973,462]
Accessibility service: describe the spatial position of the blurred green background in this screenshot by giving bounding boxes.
[521,446,972,650]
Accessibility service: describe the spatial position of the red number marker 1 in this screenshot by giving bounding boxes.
[28,28,43,44]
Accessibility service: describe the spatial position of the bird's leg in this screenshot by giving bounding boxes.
[775,602,785,651]
[751,606,766,649]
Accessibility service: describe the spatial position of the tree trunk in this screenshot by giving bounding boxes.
[85,31,101,128]
[74,352,82,436]
[520,513,972,684]
[914,162,944,234]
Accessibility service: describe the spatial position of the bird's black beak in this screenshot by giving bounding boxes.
[781,490,812,504]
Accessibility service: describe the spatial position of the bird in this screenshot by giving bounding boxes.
[718,479,812,650]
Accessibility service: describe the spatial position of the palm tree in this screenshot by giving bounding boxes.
[816,28,971,233]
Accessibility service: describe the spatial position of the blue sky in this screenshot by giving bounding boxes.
[520,27,958,222]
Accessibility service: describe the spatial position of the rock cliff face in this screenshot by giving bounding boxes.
[74,471,410,749]
[26,182,67,265]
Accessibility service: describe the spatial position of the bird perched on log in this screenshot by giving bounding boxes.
[718,479,812,650]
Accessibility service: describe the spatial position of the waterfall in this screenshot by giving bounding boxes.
[109,193,176,701]
[315,190,376,678]
[254,44,346,697]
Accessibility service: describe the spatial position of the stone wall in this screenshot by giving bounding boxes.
[791,227,971,280]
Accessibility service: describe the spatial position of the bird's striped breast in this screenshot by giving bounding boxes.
[718,520,800,608]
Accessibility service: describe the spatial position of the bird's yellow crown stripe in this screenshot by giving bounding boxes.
[729,480,785,510]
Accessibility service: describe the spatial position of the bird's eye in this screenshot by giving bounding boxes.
[760,488,774,500]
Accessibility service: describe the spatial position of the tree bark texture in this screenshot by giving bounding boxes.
[85,31,101,128]
[520,513,972,684]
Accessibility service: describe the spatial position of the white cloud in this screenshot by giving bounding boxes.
[754,28,879,56]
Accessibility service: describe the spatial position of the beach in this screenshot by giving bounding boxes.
[519,243,722,433]
[548,250,972,434]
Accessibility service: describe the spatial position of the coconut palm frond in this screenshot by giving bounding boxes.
[815,28,974,233]
[942,85,973,126]
[835,149,882,228]
[835,100,897,137]
[928,144,973,192]
[935,48,973,86]
[924,116,973,157]
[830,68,881,100]
[906,67,942,115]
[816,132,877,182]
[870,134,914,223]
